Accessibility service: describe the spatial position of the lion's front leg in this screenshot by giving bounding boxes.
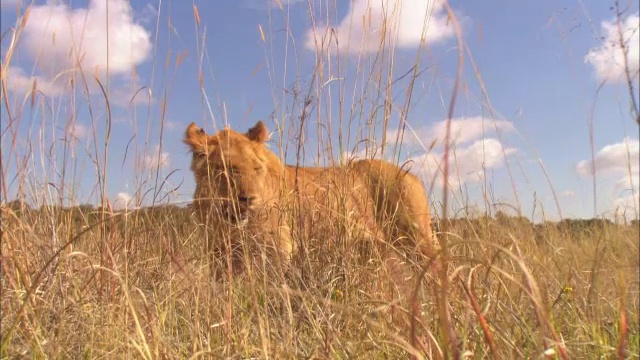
[203,218,246,280]
[246,201,294,277]
[256,219,293,277]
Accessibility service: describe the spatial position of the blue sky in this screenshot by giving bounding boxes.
[1,0,638,221]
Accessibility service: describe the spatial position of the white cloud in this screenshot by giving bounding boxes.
[67,122,88,141]
[243,0,304,10]
[577,137,639,177]
[387,116,516,148]
[113,192,132,210]
[614,175,639,218]
[578,137,639,216]
[23,0,151,77]
[410,138,517,188]
[562,190,576,197]
[585,13,639,84]
[142,145,171,169]
[614,192,639,216]
[8,0,152,99]
[5,66,67,96]
[138,3,159,25]
[615,173,640,192]
[5,66,153,107]
[305,0,455,55]
[345,117,519,188]
[614,172,639,214]
[614,191,640,210]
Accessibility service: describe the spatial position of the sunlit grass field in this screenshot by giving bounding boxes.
[1,0,638,359]
[1,202,637,358]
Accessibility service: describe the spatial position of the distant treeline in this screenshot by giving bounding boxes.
[3,200,639,233]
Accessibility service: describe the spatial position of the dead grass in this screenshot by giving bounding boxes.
[1,204,638,358]
[1,0,639,358]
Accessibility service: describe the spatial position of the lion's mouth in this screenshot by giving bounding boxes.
[221,206,249,224]
[221,196,256,225]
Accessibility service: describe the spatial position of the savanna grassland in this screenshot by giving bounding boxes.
[2,0,639,359]
[1,202,638,358]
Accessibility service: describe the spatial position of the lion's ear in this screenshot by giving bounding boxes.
[246,121,269,143]
[184,122,208,153]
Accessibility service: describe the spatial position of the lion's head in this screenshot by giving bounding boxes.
[184,121,277,224]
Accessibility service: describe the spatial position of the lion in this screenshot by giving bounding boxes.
[184,120,439,279]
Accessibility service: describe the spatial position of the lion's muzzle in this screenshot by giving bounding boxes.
[221,195,257,224]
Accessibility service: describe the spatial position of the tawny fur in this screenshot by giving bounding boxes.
[184,121,438,277]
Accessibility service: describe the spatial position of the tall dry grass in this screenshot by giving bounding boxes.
[2,1,639,359]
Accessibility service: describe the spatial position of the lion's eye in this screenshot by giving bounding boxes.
[215,164,238,173]
[193,152,207,162]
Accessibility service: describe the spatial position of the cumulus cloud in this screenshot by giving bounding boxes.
[615,174,639,216]
[387,116,515,148]
[243,0,304,10]
[113,192,132,210]
[23,0,151,77]
[5,66,67,96]
[142,146,171,169]
[615,173,640,192]
[614,192,639,216]
[305,0,455,55]
[67,122,88,141]
[410,138,517,188]
[346,117,518,188]
[577,137,639,215]
[585,13,639,84]
[7,0,152,100]
[577,137,639,177]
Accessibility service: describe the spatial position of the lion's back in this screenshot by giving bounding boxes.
[348,159,434,249]
[348,158,429,203]
[277,159,430,213]
[264,154,435,257]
